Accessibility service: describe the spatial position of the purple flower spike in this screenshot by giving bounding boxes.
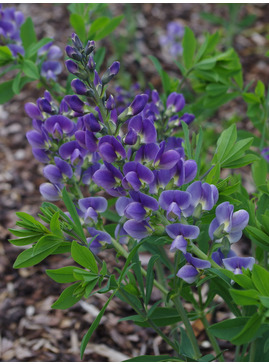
[78,197,107,224]
[128,94,149,116]
[39,183,62,201]
[71,78,88,95]
[209,202,249,243]
[25,102,43,120]
[166,92,185,113]
[159,190,191,221]
[166,224,200,254]
[98,136,126,163]
[123,219,152,240]
[223,256,255,275]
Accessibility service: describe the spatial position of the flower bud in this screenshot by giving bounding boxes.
[71,33,83,51]
[106,95,116,110]
[71,78,88,95]
[87,56,96,71]
[40,183,62,201]
[85,40,96,55]
[25,102,43,120]
[101,61,120,84]
[65,59,79,75]
[65,45,82,61]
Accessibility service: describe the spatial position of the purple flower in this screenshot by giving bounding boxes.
[128,94,149,116]
[25,102,43,120]
[39,182,62,201]
[82,163,101,184]
[183,181,219,217]
[177,252,211,284]
[149,170,171,194]
[93,162,125,197]
[135,143,159,163]
[123,219,153,240]
[83,113,101,133]
[71,78,88,95]
[87,227,111,254]
[223,256,255,275]
[98,136,126,163]
[65,59,79,75]
[78,196,107,224]
[122,162,154,191]
[127,116,157,144]
[166,223,200,254]
[170,159,197,187]
[44,115,75,138]
[43,157,73,184]
[65,45,82,61]
[212,248,237,266]
[159,190,191,221]
[209,202,249,243]
[154,141,181,170]
[59,141,87,166]
[75,130,98,153]
[64,95,85,114]
[26,130,48,149]
[41,60,62,81]
[166,92,185,113]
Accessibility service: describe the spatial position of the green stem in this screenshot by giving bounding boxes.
[200,314,224,361]
[249,340,257,362]
[172,295,201,360]
[111,237,168,295]
[234,345,241,362]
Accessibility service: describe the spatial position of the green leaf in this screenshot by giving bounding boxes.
[62,187,86,242]
[70,14,86,43]
[224,153,259,169]
[209,317,250,340]
[22,59,39,80]
[71,241,98,273]
[221,137,253,166]
[181,121,192,159]
[145,255,159,305]
[84,278,99,297]
[51,282,82,309]
[33,234,62,255]
[229,288,259,306]
[50,211,63,238]
[20,17,37,50]
[0,80,15,104]
[205,83,229,95]
[255,80,265,98]
[94,15,124,41]
[13,244,59,269]
[246,227,269,251]
[148,55,171,95]
[80,292,116,358]
[252,158,268,187]
[182,27,196,69]
[205,163,220,184]
[179,327,194,358]
[231,313,263,345]
[88,16,110,39]
[12,72,22,94]
[94,47,106,72]
[9,228,42,238]
[25,37,52,58]
[9,234,43,246]
[212,124,237,164]
[0,45,13,66]
[119,241,143,283]
[259,296,269,309]
[252,264,269,296]
[46,266,81,283]
[125,307,182,328]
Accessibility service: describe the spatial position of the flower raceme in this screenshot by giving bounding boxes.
[23,33,252,278]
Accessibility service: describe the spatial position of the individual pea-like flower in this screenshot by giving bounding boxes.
[125,115,157,144]
[166,92,185,113]
[166,223,200,254]
[123,219,153,240]
[43,157,73,184]
[78,196,107,224]
[122,162,154,191]
[59,140,87,166]
[44,115,75,139]
[101,61,120,84]
[39,182,63,201]
[154,141,181,170]
[87,227,111,254]
[159,190,191,221]
[177,252,211,284]
[183,181,219,217]
[209,202,249,243]
[223,256,255,275]
[38,41,63,81]
[211,248,237,266]
[92,162,125,197]
[98,136,126,163]
[170,158,197,187]
[159,21,184,58]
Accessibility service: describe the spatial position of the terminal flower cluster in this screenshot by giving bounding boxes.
[24,33,252,284]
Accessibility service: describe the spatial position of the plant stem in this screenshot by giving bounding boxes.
[200,314,224,361]
[234,345,241,362]
[249,340,257,362]
[189,242,220,269]
[172,295,201,360]
[111,237,168,295]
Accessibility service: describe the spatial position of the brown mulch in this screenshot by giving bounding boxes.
[1,3,269,361]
